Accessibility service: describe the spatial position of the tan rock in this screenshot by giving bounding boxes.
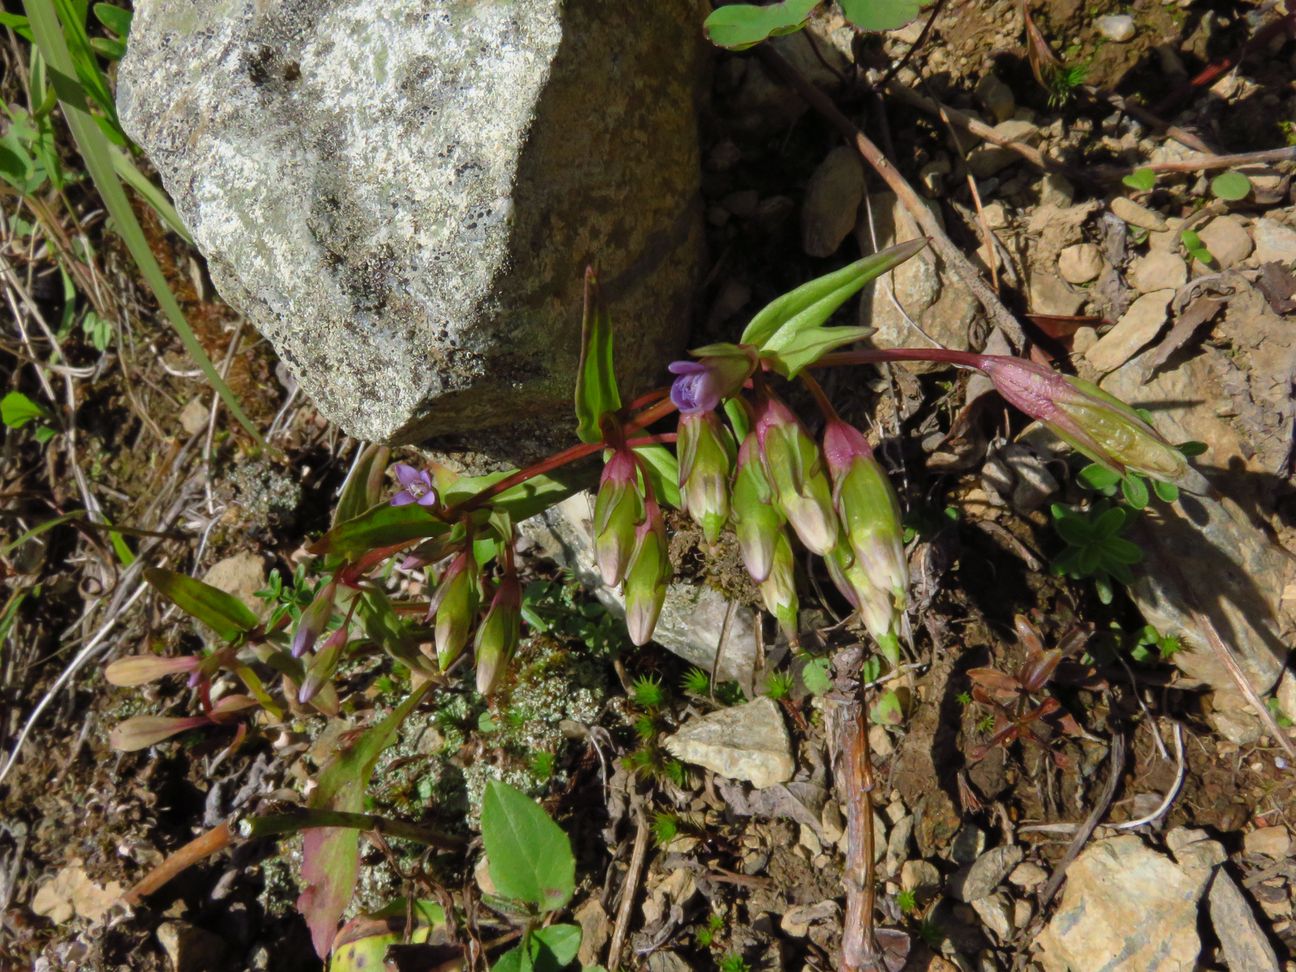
[1111,196,1168,231]
[1029,271,1084,316]
[1085,289,1173,372]
[1129,250,1188,293]
[1243,826,1291,859]
[663,696,794,788]
[1250,217,1296,267]
[1198,215,1253,269]
[1058,243,1103,284]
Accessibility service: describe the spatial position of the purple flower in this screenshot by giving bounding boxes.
[391,463,438,507]
[667,345,757,414]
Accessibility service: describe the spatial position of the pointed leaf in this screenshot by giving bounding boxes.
[481,781,575,913]
[108,714,208,751]
[1,390,50,428]
[104,654,198,686]
[634,444,681,510]
[574,268,621,444]
[333,445,391,527]
[144,566,259,641]
[762,325,875,378]
[310,504,449,558]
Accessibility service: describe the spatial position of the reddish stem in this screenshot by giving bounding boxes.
[799,372,840,424]
[817,347,985,369]
[624,434,678,449]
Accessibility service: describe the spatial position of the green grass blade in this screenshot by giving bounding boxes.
[109,145,192,243]
[23,0,265,445]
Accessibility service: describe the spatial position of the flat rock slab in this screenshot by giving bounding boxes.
[119,0,705,454]
[1036,835,1208,972]
[664,696,794,789]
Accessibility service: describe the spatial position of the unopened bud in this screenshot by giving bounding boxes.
[731,434,784,583]
[291,582,336,658]
[826,542,903,645]
[623,502,670,647]
[978,355,1189,483]
[474,574,522,695]
[755,394,837,555]
[427,549,479,670]
[759,532,799,637]
[593,449,644,586]
[299,627,347,704]
[677,411,735,545]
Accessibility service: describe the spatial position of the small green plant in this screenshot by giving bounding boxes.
[896,889,918,914]
[1280,120,1296,147]
[714,680,747,706]
[1050,502,1142,604]
[1122,167,1157,192]
[801,655,834,696]
[631,673,666,709]
[680,666,711,696]
[718,954,751,972]
[764,670,795,701]
[702,0,925,51]
[651,812,680,845]
[1131,624,1181,663]
[1,390,56,444]
[956,690,973,707]
[1210,171,1252,202]
[1181,228,1215,266]
[1267,697,1294,730]
[1046,61,1088,107]
[695,912,726,949]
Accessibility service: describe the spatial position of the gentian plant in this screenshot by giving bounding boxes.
[106,240,1199,964]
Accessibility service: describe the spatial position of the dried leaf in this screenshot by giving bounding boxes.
[1256,262,1296,315]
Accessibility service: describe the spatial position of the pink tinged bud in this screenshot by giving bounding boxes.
[731,434,784,583]
[677,411,734,545]
[298,627,347,704]
[755,395,837,555]
[758,532,799,636]
[827,543,901,644]
[593,449,644,586]
[827,421,908,606]
[978,356,1188,483]
[428,550,479,671]
[291,582,336,658]
[475,575,522,695]
[623,503,670,647]
[104,654,200,687]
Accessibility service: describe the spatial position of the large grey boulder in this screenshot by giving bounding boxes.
[119,0,706,457]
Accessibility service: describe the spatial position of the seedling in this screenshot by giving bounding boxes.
[1130,624,1181,663]
[1,390,56,444]
[1050,502,1142,605]
[896,889,918,914]
[680,666,711,696]
[651,812,680,845]
[631,674,666,709]
[764,671,795,701]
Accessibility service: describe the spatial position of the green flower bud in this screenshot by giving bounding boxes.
[677,411,735,545]
[826,542,903,646]
[759,531,799,637]
[474,574,521,695]
[427,549,478,670]
[731,434,785,583]
[623,501,670,646]
[755,394,838,555]
[593,448,644,586]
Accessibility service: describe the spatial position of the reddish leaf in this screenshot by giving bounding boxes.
[1019,649,1064,694]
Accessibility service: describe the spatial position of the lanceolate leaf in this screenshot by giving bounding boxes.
[298,682,433,958]
[310,504,449,558]
[333,444,392,527]
[740,239,927,350]
[143,566,259,641]
[703,0,819,50]
[574,267,621,444]
[839,0,930,32]
[633,444,681,510]
[481,781,575,913]
[761,325,875,378]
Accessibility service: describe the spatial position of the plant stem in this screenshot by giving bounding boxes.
[818,347,984,369]
[241,808,464,850]
[833,683,881,972]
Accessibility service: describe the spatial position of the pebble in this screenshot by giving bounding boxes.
[1208,871,1281,972]
[956,845,1024,902]
[1096,14,1136,42]
[1111,196,1168,231]
[1085,289,1174,373]
[663,696,794,788]
[971,892,1015,942]
[967,120,1040,178]
[949,825,986,865]
[1243,826,1292,859]
[901,859,942,897]
[1009,861,1049,890]
[1250,217,1296,266]
[1058,242,1104,284]
[1129,250,1188,293]
[1197,214,1253,268]
[801,146,865,258]
[1029,271,1085,316]
[179,397,210,436]
[1039,172,1075,207]
[157,922,228,972]
[974,73,1016,124]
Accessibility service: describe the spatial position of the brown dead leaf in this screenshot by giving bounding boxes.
[1256,262,1296,315]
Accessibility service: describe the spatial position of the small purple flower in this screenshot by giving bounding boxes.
[391,463,438,507]
[668,361,715,414]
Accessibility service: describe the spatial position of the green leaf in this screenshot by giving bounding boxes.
[838,0,929,32]
[740,239,926,350]
[489,472,586,524]
[143,566,259,641]
[1209,171,1251,202]
[1092,506,1129,539]
[23,0,265,445]
[1119,475,1149,510]
[300,682,433,959]
[633,444,681,510]
[574,268,621,445]
[531,924,582,967]
[310,504,449,558]
[1052,511,1092,547]
[1103,537,1143,565]
[1180,229,1214,266]
[703,0,819,50]
[1078,462,1121,492]
[0,11,34,41]
[801,657,833,695]
[333,445,392,527]
[481,781,575,913]
[761,325,874,378]
[92,2,130,37]
[1122,168,1156,192]
[1177,440,1207,457]
[1,390,50,428]
[868,689,904,726]
[1152,479,1179,503]
[723,397,751,442]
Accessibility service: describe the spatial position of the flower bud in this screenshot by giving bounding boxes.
[299,626,347,704]
[826,542,903,645]
[759,532,799,637]
[677,411,735,545]
[427,549,479,670]
[623,501,670,646]
[667,343,757,414]
[474,574,522,695]
[291,581,336,658]
[823,420,908,608]
[730,434,785,583]
[977,355,1188,483]
[593,449,644,586]
[755,394,838,555]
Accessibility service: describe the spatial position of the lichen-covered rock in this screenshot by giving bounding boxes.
[119,0,706,456]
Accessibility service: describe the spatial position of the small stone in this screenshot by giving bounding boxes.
[1148,216,1186,252]
[1111,196,1168,231]
[1129,250,1188,293]
[663,696,794,788]
[974,73,1016,124]
[178,397,209,436]
[201,553,268,622]
[1167,827,1228,873]
[1208,871,1281,972]
[157,921,228,972]
[1013,897,1034,929]
[1058,243,1104,284]
[1096,14,1136,42]
[1009,861,1048,890]
[971,892,1015,942]
[956,845,1024,902]
[801,146,865,257]
[981,200,1009,229]
[1197,215,1253,268]
[821,801,845,846]
[1244,826,1292,859]
[1071,326,1098,354]
[949,825,986,865]
[901,860,942,897]
[966,119,1040,177]
[1040,172,1075,207]
[574,899,611,967]
[780,900,840,938]
[1250,217,1296,267]
[1029,271,1085,316]
[1085,289,1174,373]
[885,814,914,876]
[868,724,894,758]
